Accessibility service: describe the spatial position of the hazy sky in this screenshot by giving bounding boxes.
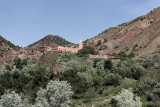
[0,0,160,47]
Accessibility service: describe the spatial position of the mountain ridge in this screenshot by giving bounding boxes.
[85,7,160,57]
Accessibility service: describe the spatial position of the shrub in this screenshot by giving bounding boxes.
[137,78,157,101]
[103,73,122,86]
[104,38,108,43]
[105,91,109,96]
[5,64,12,71]
[93,59,101,68]
[104,60,112,70]
[77,46,98,57]
[0,84,5,95]
[78,63,106,88]
[60,52,82,63]
[120,78,137,89]
[117,51,127,60]
[85,88,96,102]
[97,40,101,46]
[110,98,118,107]
[130,65,146,80]
[128,52,135,58]
[110,86,122,96]
[153,83,160,98]
[111,60,146,80]
[137,78,160,102]
[13,58,23,70]
[142,61,154,69]
[97,89,103,94]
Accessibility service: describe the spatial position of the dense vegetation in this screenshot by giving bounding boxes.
[77,46,99,57]
[0,50,160,106]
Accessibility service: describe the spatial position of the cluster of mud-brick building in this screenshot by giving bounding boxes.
[39,40,83,53]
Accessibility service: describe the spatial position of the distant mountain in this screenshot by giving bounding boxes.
[86,7,160,57]
[0,36,20,57]
[27,35,74,50]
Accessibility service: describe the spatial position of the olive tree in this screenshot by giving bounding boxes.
[34,80,73,107]
[103,73,122,86]
[78,60,106,88]
[130,64,146,80]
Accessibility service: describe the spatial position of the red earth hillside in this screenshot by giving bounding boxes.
[116,29,142,42]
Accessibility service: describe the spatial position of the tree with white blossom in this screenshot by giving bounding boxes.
[34,80,73,107]
[112,88,142,107]
[0,91,22,107]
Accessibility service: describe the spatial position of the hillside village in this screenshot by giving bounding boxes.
[0,37,122,63]
[39,40,83,53]
[0,6,160,107]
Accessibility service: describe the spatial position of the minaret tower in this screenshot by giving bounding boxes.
[79,40,83,49]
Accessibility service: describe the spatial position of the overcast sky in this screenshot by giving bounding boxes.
[0,0,160,47]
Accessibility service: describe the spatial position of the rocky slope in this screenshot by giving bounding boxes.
[86,7,160,57]
[0,36,20,60]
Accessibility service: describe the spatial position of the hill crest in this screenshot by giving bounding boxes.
[27,35,74,50]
